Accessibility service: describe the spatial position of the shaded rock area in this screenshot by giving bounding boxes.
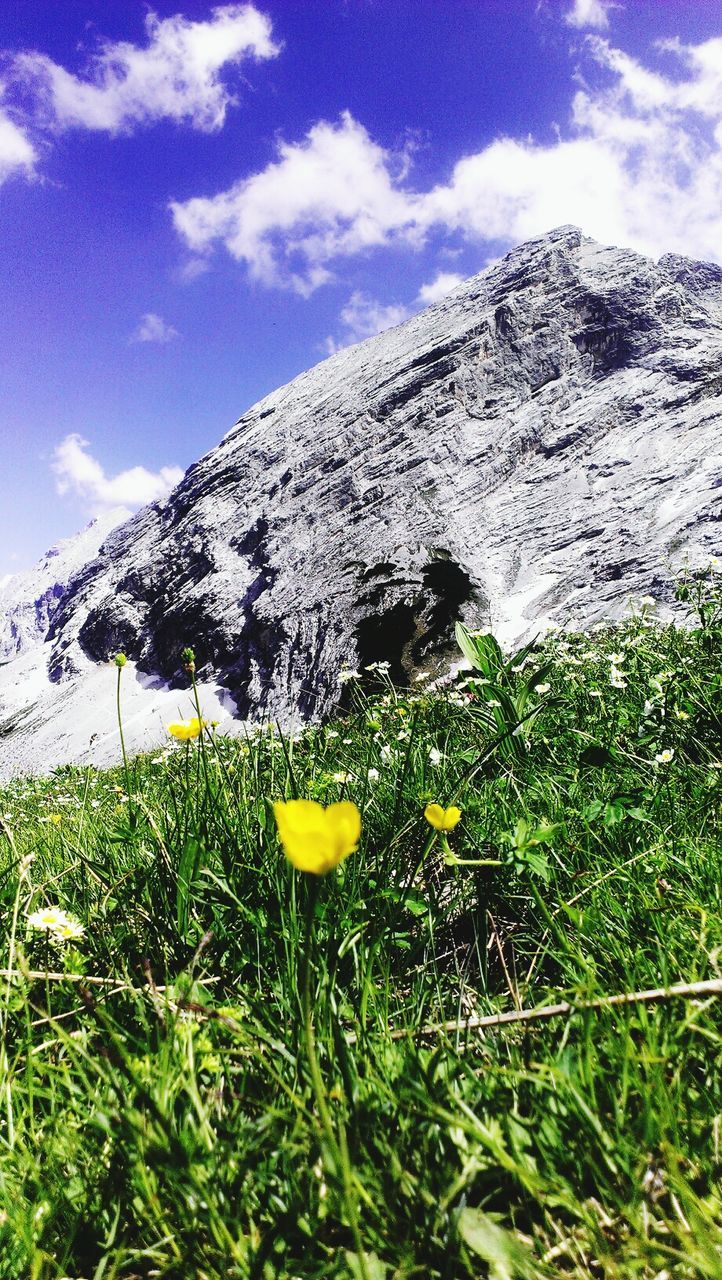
[2,226,721,774]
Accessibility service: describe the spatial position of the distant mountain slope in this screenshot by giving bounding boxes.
[0,509,127,661]
[1,226,720,776]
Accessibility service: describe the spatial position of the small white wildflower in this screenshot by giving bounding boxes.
[326,730,339,739]
[655,748,674,765]
[27,905,83,942]
[589,690,603,698]
[609,669,627,689]
[338,669,361,684]
[486,698,502,708]
[367,768,380,782]
[608,653,625,666]
[534,683,551,695]
[379,743,393,761]
[428,747,443,767]
[414,671,431,683]
[331,771,355,784]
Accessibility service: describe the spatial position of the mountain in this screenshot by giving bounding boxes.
[1,225,720,777]
[0,510,127,661]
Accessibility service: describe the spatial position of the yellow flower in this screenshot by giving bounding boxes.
[167,716,204,741]
[424,803,462,831]
[273,799,361,875]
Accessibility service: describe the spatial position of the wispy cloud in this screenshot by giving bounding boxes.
[52,434,184,512]
[172,32,722,288]
[12,4,278,135]
[170,111,420,294]
[417,271,464,305]
[324,291,411,354]
[130,313,179,344]
[0,107,36,183]
[564,0,618,31]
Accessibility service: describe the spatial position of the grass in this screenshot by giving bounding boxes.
[0,566,721,1278]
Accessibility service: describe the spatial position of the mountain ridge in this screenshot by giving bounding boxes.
[2,225,720,776]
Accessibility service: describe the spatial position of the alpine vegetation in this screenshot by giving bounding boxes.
[1,564,721,1277]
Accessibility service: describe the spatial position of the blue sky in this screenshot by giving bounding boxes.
[3,0,722,574]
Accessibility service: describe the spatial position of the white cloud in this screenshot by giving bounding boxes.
[13,4,278,135]
[564,0,617,30]
[324,292,411,354]
[52,434,184,512]
[417,271,464,305]
[0,107,36,182]
[173,32,722,290]
[130,312,179,344]
[170,111,421,293]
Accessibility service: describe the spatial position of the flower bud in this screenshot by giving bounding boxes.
[114,652,127,668]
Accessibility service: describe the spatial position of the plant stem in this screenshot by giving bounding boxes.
[300,879,371,1280]
[116,664,134,821]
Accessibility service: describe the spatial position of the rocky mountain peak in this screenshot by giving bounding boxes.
[2,227,720,775]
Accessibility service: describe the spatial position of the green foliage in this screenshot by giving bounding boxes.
[0,567,721,1277]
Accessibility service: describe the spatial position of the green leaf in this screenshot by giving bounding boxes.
[176,834,202,938]
[457,1207,533,1279]
[345,1250,388,1280]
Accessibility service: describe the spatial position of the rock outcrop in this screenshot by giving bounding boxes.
[2,226,720,775]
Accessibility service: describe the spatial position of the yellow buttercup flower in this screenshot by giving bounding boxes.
[273,799,361,875]
[424,803,462,831]
[167,716,204,741]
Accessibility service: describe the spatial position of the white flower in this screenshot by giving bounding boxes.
[655,748,674,765]
[534,683,551,695]
[326,730,339,739]
[331,771,355,784]
[27,906,84,942]
[609,668,627,689]
[589,690,603,698]
[367,768,380,782]
[428,747,443,767]
[338,669,361,684]
[379,743,393,761]
[674,709,689,721]
[608,653,625,666]
[414,671,431,683]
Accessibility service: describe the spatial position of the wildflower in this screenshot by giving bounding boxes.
[608,653,625,666]
[380,743,393,761]
[589,690,603,698]
[487,698,502,708]
[326,730,339,739]
[338,669,361,683]
[55,917,85,941]
[331,771,355,784]
[167,716,204,741]
[655,748,674,765]
[414,671,431,683]
[428,747,443,767]
[273,799,361,875]
[533,683,551,695]
[674,708,689,721]
[609,669,627,689]
[367,767,380,782]
[27,906,84,942]
[424,803,462,831]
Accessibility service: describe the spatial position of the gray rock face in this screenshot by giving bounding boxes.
[0,510,126,661]
[2,226,721,773]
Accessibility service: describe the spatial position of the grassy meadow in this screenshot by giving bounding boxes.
[1,567,722,1279]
